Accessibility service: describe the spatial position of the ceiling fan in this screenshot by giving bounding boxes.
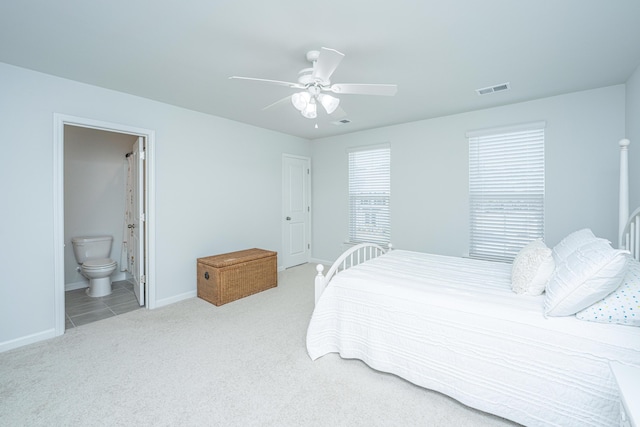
[229,47,398,119]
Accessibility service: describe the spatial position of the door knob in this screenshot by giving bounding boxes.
[286,217,291,221]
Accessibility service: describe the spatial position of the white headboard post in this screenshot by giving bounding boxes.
[619,138,630,247]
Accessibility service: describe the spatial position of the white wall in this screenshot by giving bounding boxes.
[64,126,137,288]
[311,85,626,263]
[0,58,631,351]
[626,63,640,210]
[0,62,310,351]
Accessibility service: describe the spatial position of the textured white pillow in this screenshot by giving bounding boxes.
[544,239,628,317]
[511,239,555,295]
[552,228,597,264]
[576,257,640,326]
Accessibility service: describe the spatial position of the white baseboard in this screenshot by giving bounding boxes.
[309,257,332,266]
[112,271,129,282]
[155,290,197,308]
[0,328,57,353]
[65,280,88,291]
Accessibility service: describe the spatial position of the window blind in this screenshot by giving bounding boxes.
[348,145,391,245]
[468,124,545,262]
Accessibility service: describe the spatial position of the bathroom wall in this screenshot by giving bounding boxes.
[63,126,138,289]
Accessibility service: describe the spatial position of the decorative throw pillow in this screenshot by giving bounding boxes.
[552,228,598,264]
[544,239,628,317]
[511,239,555,295]
[576,257,640,326]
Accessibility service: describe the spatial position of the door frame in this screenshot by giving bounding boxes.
[281,154,311,268]
[53,114,157,336]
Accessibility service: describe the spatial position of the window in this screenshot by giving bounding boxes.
[468,122,545,262]
[348,145,391,245]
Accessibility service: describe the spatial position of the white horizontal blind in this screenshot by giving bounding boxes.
[348,146,391,245]
[469,125,545,262]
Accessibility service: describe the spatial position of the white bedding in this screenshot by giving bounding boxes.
[306,250,640,427]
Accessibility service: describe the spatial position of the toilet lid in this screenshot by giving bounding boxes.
[83,258,116,268]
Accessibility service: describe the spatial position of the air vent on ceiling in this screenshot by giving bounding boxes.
[332,118,352,125]
[476,82,511,96]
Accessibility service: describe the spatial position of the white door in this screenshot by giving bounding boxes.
[282,155,311,268]
[130,137,145,306]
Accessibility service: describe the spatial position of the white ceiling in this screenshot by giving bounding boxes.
[1,1,639,140]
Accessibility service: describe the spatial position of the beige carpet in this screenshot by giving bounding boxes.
[0,263,518,426]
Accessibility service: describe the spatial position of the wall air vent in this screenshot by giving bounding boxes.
[476,82,511,96]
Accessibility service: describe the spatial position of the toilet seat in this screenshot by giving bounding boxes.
[83,258,117,270]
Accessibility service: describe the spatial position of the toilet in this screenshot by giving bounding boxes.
[71,236,118,297]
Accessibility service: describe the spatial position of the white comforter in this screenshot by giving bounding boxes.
[307,250,640,427]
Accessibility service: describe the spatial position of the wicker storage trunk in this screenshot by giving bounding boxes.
[197,248,277,306]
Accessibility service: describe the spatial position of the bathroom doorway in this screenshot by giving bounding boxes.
[53,115,156,335]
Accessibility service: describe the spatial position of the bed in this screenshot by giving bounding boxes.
[306,139,640,427]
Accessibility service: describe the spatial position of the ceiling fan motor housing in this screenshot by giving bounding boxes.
[297,68,315,85]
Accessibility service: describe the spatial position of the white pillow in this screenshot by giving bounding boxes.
[511,239,555,295]
[544,239,628,317]
[552,228,597,264]
[576,257,640,326]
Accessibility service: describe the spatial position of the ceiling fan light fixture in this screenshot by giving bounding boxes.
[318,93,340,114]
[301,98,317,119]
[291,91,310,111]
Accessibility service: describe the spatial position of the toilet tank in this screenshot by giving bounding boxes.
[71,236,113,264]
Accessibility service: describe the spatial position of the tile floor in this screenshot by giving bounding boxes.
[65,280,142,329]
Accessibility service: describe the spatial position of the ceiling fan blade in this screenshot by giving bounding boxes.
[329,83,398,96]
[229,76,304,89]
[262,95,292,111]
[312,47,344,82]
